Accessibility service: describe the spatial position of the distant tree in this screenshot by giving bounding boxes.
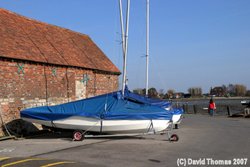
[235,84,247,96]
[134,87,158,98]
[246,90,250,97]
[163,93,170,99]
[133,88,144,95]
[227,84,236,96]
[148,87,158,98]
[188,87,202,97]
[166,89,175,99]
[225,84,247,96]
[158,89,165,99]
[222,84,227,93]
[210,87,213,94]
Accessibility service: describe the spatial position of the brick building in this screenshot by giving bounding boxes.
[0,9,120,136]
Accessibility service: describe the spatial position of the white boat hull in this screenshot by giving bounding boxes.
[165,107,183,125]
[22,116,170,134]
[172,114,182,125]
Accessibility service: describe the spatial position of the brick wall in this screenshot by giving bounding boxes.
[0,58,119,136]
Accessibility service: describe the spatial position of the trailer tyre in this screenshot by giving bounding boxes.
[170,134,179,142]
[73,130,84,141]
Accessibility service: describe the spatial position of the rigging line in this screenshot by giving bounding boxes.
[81,121,100,136]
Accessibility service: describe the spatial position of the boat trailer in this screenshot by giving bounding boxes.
[72,121,179,142]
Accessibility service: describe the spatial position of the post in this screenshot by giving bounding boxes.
[182,104,185,113]
[182,104,188,114]
[227,106,231,116]
[243,108,250,117]
[193,105,197,114]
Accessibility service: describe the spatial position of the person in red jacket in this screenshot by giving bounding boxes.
[208,99,216,116]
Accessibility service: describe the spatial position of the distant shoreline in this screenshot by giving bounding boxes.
[172,96,250,102]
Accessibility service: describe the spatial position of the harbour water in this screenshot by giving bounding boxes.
[172,98,250,115]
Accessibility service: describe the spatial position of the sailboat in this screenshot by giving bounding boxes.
[21,90,172,136]
[20,0,175,141]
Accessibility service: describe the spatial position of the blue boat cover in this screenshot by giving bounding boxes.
[124,86,183,115]
[124,86,171,108]
[21,89,174,121]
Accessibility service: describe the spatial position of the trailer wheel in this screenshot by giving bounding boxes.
[73,130,84,141]
[170,134,179,142]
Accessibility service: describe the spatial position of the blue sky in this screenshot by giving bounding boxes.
[1,0,250,93]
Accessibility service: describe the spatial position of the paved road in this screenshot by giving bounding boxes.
[0,115,249,167]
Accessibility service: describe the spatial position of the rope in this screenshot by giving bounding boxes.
[147,120,155,134]
[81,121,101,135]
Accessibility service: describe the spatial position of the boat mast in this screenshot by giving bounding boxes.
[119,0,130,96]
[119,0,126,61]
[146,0,149,96]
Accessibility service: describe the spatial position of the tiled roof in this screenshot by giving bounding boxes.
[0,8,120,74]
